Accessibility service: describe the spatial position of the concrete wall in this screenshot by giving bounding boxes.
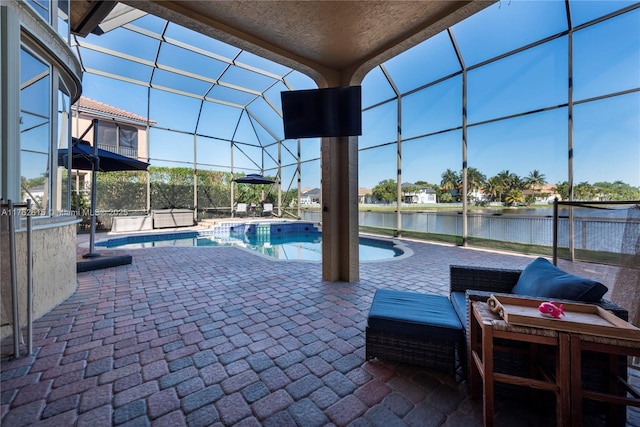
[1,219,78,339]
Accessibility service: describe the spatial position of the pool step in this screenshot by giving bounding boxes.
[199,221,321,238]
[249,222,319,236]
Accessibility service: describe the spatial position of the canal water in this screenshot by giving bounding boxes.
[303,205,640,255]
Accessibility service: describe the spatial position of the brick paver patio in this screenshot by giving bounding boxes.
[1,231,638,426]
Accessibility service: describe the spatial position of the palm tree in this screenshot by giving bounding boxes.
[504,189,524,206]
[440,169,460,190]
[525,170,547,201]
[440,168,460,200]
[488,170,525,205]
[482,177,502,203]
[494,170,515,201]
[466,167,487,201]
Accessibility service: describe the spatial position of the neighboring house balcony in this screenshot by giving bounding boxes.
[97,143,138,159]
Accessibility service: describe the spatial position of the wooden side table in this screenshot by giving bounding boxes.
[469,301,571,427]
[570,333,640,427]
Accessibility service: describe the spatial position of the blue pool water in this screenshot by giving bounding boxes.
[96,229,406,261]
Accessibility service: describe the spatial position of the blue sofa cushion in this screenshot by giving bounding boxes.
[511,257,608,302]
[449,291,467,332]
[367,289,462,341]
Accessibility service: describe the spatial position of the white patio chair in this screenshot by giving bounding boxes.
[236,203,247,217]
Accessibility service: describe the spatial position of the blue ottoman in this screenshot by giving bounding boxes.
[366,289,464,376]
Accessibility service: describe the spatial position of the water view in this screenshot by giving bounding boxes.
[302,204,640,256]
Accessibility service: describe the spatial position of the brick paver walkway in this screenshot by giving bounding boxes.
[2,232,637,426]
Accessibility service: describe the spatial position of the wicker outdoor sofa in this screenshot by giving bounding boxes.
[366,259,630,421]
[449,262,630,424]
[449,263,629,332]
[366,260,629,373]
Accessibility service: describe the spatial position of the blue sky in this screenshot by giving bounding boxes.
[74,0,639,191]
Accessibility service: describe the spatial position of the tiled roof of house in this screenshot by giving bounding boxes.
[302,187,321,196]
[523,184,559,195]
[75,96,156,124]
[401,182,435,192]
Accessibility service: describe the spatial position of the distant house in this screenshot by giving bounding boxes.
[401,183,437,204]
[301,187,321,204]
[73,96,153,161]
[523,184,560,204]
[358,188,372,204]
[469,188,489,203]
[70,97,155,203]
[300,187,372,204]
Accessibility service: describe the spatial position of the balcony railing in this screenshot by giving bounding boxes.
[97,143,138,159]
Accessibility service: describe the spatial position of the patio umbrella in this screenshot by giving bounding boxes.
[233,174,276,217]
[58,137,150,257]
[233,174,275,184]
[58,138,150,172]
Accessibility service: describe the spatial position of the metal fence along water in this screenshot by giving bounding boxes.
[304,206,640,256]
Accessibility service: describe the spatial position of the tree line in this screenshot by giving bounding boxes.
[24,165,639,213]
[84,167,296,216]
[371,168,640,206]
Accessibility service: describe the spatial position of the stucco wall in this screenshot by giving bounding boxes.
[1,219,77,339]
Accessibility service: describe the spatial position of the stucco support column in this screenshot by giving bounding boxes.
[321,134,359,282]
[311,63,362,283]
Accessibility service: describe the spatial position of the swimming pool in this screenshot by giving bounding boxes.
[96,228,409,261]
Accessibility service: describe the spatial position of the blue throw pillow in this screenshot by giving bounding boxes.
[511,257,608,302]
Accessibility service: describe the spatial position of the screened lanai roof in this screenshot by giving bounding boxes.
[72,1,640,191]
[72,3,308,146]
[67,0,639,286]
[70,0,493,175]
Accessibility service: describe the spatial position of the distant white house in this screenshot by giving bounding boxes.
[401,183,437,204]
[300,187,373,204]
[523,184,561,204]
[469,188,489,203]
[358,188,372,204]
[301,187,321,205]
